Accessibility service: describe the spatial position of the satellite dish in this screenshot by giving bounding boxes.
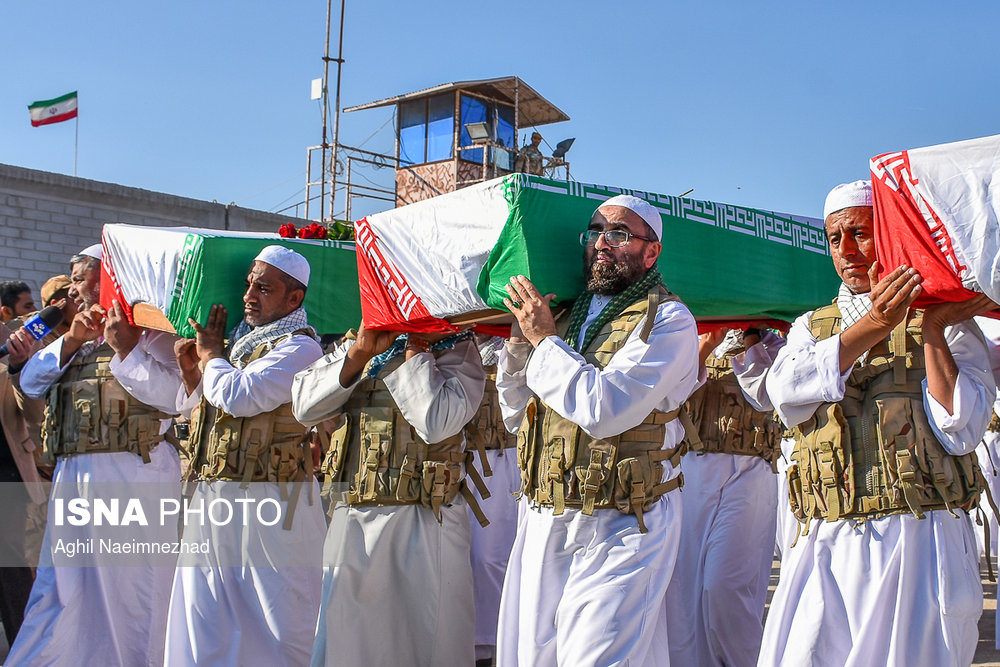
[552,138,575,159]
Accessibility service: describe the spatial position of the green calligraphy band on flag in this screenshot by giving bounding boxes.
[478,174,839,322]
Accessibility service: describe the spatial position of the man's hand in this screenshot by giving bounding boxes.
[866,263,923,330]
[340,322,399,386]
[188,304,227,367]
[922,294,998,333]
[503,275,556,347]
[61,305,107,367]
[921,293,998,415]
[698,327,728,367]
[174,338,202,395]
[5,326,40,369]
[105,301,143,359]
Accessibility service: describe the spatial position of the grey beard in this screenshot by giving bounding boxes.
[584,254,646,295]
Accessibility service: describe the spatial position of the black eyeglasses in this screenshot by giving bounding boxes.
[579,229,657,247]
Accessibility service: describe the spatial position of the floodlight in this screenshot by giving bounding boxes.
[552,138,575,159]
[465,122,490,143]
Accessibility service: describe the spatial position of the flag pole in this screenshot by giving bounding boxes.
[74,114,79,177]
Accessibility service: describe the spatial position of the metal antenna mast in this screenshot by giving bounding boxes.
[328,0,346,221]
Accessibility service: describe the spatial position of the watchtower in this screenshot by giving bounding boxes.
[345,76,570,207]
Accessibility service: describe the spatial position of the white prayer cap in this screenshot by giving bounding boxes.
[823,180,873,220]
[78,244,102,261]
[598,194,663,240]
[254,245,310,287]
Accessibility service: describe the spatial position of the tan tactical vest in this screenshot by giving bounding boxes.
[184,336,311,489]
[787,304,985,526]
[41,342,168,465]
[683,351,782,466]
[317,349,488,525]
[463,367,515,479]
[516,286,685,533]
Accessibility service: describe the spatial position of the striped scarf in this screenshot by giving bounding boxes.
[228,306,315,369]
[365,330,474,379]
[564,269,664,353]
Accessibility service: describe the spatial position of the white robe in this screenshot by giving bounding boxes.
[495,298,700,667]
[291,338,485,667]
[758,311,994,667]
[131,332,326,667]
[664,332,782,667]
[7,331,182,667]
[729,332,800,559]
[469,448,520,658]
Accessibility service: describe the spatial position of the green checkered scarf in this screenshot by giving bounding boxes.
[564,269,664,352]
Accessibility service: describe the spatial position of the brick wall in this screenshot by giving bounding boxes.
[0,163,304,299]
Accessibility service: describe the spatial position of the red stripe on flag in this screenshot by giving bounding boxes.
[870,150,977,306]
[31,108,77,127]
[354,218,456,333]
[98,234,136,324]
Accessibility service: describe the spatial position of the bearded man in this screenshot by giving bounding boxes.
[495,194,700,666]
[759,181,997,667]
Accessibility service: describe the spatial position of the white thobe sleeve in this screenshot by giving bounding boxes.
[291,340,358,427]
[731,330,786,412]
[109,330,183,415]
[768,313,994,456]
[921,320,994,455]
[382,338,486,444]
[521,300,700,440]
[204,334,323,418]
[497,340,534,434]
[19,335,84,399]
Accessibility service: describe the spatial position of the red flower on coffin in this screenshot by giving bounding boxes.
[278,223,297,238]
[297,223,328,239]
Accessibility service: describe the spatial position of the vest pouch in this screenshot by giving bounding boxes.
[786,463,807,522]
[100,378,131,454]
[205,417,239,479]
[396,440,425,504]
[356,406,394,501]
[238,413,277,486]
[574,441,617,515]
[40,389,60,466]
[904,399,977,511]
[612,454,659,532]
[797,403,853,522]
[516,399,540,499]
[318,415,350,482]
[540,412,579,514]
[420,457,462,520]
[70,379,102,454]
[269,440,306,485]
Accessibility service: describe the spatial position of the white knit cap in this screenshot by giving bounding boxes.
[823,180,873,220]
[598,194,663,240]
[254,245,310,287]
[78,243,102,261]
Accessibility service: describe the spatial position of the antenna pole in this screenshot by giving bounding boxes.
[329,0,346,221]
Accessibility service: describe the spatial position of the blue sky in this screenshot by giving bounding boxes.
[2,1,997,222]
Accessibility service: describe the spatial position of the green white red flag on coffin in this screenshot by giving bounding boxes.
[354,174,839,334]
[28,91,78,127]
[870,133,1000,307]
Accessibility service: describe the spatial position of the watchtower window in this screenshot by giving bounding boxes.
[399,94,454,165]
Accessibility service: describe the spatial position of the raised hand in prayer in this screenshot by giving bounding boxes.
[174,338,201,395]
[504,275,556,348]
[188,303,228,369]
[105,300,144,359]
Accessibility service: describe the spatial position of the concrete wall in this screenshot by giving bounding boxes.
[0,163,303,299]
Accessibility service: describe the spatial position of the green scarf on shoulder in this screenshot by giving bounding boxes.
[564,269,664,352]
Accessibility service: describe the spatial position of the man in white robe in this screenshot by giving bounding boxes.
[758,180,997,667]
[292,323,485,666]
[495,195,700,666]
[140,245,326,666]
[665,327,780,667]
[7,245,181,667]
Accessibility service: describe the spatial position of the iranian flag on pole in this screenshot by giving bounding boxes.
[870,133,1000,306]
[28,91,78,127]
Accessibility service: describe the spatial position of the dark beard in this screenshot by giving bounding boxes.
[584,252,647,295]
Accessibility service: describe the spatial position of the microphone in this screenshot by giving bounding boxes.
[0,305,64,358]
